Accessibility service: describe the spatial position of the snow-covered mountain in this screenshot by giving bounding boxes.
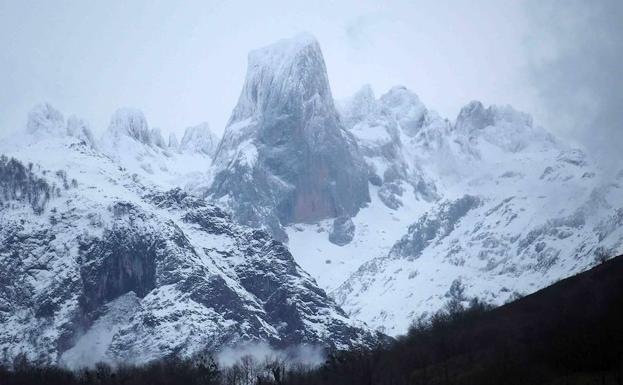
[1,33,622,363]
[207,34,369,241]
[290,84,623,335]
[0,104,380,367]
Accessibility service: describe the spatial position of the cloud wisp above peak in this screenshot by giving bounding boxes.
[523,0,623,169]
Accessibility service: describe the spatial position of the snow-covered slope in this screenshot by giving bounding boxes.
[97,108,215,190]
[0,105,380,367]
[289,86,623,335]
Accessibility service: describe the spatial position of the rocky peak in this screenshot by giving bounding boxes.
[454,101,549,153]
[107,108,151,145]
[209,34,370,240]
[335,85,440,208]
[455,100,490,132]
[26,103,65,136]
[227,33,333,123]
[179,123,218,156]
[455,101,532,133]
[379,86,428,136]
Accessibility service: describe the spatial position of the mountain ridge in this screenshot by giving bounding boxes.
[0,107,382,366]
[1,33,621,364]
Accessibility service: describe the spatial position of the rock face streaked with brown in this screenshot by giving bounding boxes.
[209,34,370,241]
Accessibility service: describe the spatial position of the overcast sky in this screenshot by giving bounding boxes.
[0,0,620,164]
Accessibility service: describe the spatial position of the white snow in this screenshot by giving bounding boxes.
[287,184,429,292]
[292,87,623,335]
[2,45,622,352]
[247,33,319,73]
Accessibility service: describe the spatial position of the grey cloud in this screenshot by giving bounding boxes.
[524,0,623,170]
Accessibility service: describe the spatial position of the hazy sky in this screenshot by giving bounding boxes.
[0,0,620,164]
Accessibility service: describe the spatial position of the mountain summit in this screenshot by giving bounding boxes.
[209,34,369,240]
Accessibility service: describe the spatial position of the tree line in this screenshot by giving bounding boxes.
[0,156,76,214]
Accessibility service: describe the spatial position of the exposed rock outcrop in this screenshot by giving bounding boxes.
[209,34,370,240]
[329,216,356,246]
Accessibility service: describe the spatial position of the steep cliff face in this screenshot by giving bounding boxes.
[208,34,370,240]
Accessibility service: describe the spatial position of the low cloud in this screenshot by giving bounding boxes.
[524,0,623,171]
[216,342,326,369]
